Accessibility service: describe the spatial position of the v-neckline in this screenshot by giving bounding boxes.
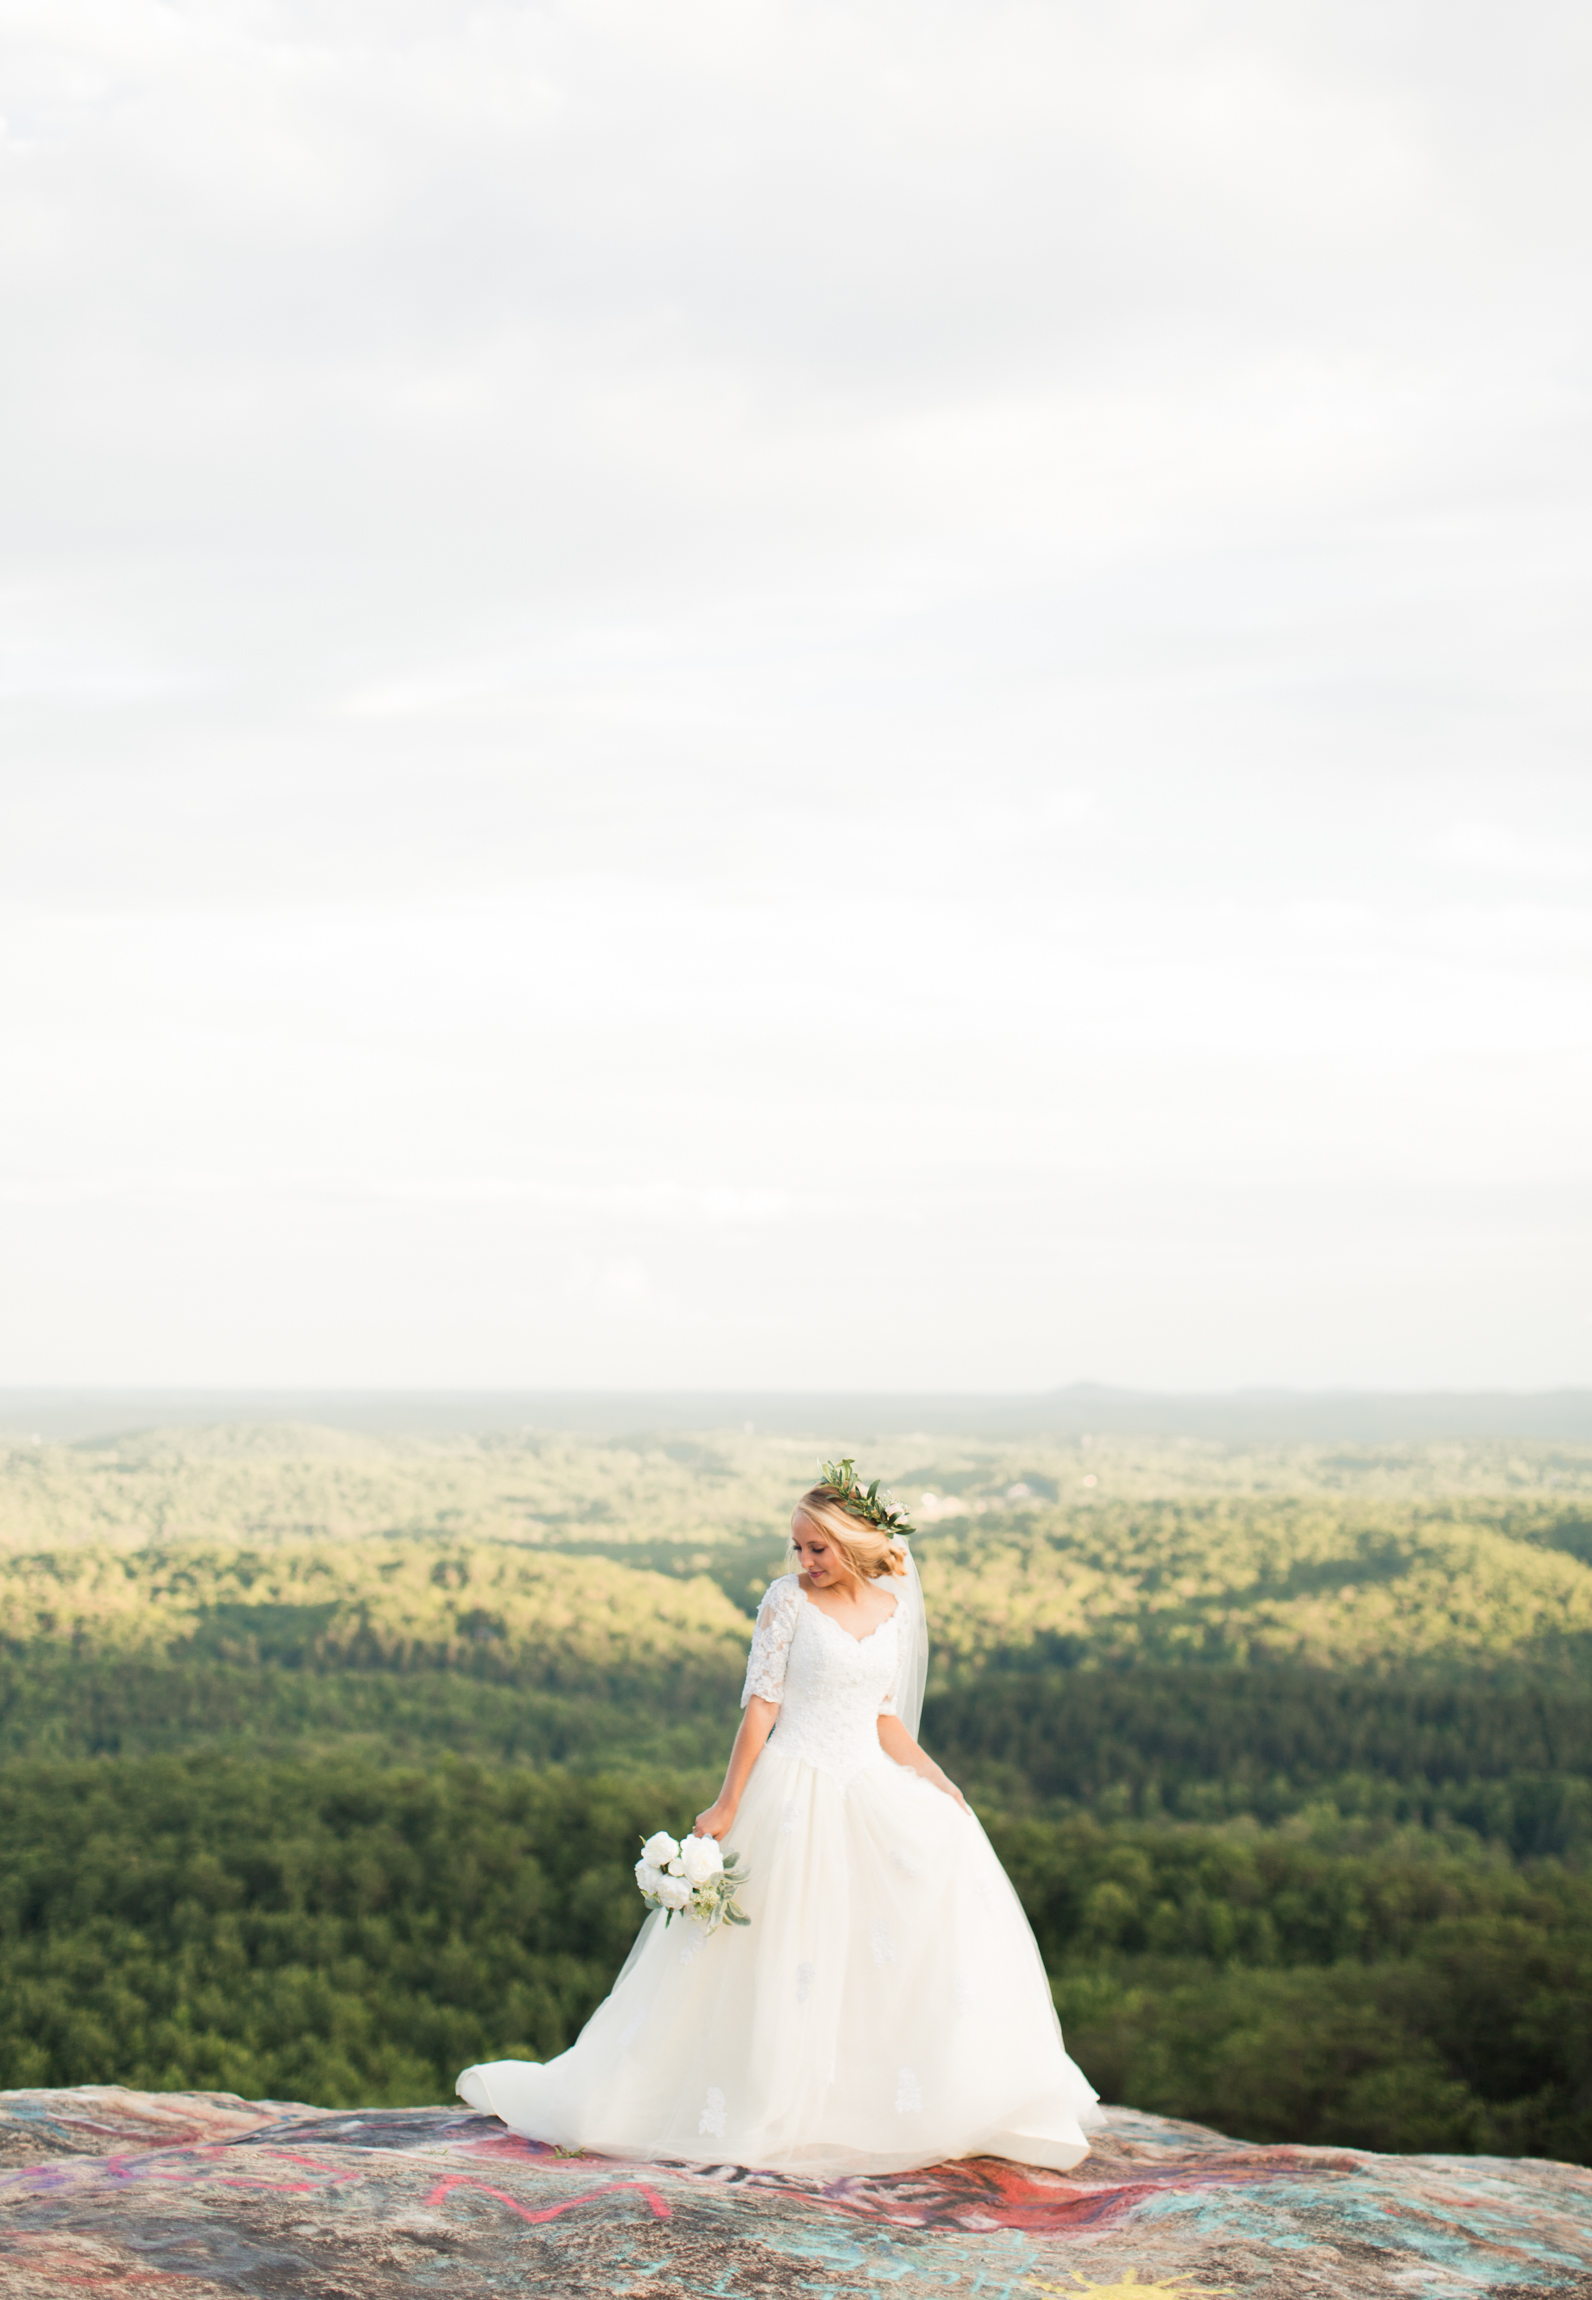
[796,1584,901,1647]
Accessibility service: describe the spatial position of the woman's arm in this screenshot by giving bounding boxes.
[877,1713,970,1811]
[695,1696,779,1839]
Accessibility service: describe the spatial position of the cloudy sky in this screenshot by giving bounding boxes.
[3,0,1590,1392]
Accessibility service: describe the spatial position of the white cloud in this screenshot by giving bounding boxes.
[1433,820,1592,883]
[1,0,1590,1387]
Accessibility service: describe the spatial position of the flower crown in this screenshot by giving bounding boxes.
[815,1457,916,1541]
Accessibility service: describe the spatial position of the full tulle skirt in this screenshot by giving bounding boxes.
[457,1743,1099,2176]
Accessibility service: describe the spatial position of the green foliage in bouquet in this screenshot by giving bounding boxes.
[691,1855,750,1934]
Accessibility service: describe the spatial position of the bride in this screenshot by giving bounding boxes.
[457,1462,1100,2176]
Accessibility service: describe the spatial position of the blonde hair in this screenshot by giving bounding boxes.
[789,1485,909,1582]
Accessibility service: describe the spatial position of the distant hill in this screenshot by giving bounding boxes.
[6,1384,1592,1443]
[5,1423,1592,1704]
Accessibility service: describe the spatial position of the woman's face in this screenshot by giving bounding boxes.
[792,1511,848,1588]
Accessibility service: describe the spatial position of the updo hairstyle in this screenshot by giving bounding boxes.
[789,1484,909,1582]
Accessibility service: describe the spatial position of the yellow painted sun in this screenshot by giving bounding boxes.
[1027,2275,1236,2300]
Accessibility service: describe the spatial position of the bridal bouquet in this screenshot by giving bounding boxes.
[635,1831,750,1934]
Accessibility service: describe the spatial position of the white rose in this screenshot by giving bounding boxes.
[653,1872,692,1910]
[641,1832,680,1869]
[635,1858,668,1898]
[679,1834,724,1885]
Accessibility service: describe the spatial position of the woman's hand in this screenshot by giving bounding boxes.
[877,1711,971,1812]
[694,1799,738,1841]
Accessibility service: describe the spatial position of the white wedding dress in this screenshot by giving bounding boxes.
[457,1571,1100,2175]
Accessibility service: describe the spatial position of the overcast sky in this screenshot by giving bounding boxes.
[3,0,1590,1393]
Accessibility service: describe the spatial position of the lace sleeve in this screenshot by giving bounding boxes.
[741,1575,800,1706]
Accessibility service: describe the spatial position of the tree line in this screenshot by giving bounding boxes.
[0,1754,1586,2162]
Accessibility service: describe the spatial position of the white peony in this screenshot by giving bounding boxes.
[679,1834,724,1885]
[641,1832,680,1869]
[635,1858,668,1898]
[653,1871,692,1910]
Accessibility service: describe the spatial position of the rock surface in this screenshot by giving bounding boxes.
[1,2086,1590,2298]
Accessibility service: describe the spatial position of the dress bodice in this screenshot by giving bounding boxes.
[741,1573,900,1786]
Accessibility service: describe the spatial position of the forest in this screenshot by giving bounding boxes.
[1,1422,1590,2159]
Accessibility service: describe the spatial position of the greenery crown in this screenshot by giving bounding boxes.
[815,1457,916,1541]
